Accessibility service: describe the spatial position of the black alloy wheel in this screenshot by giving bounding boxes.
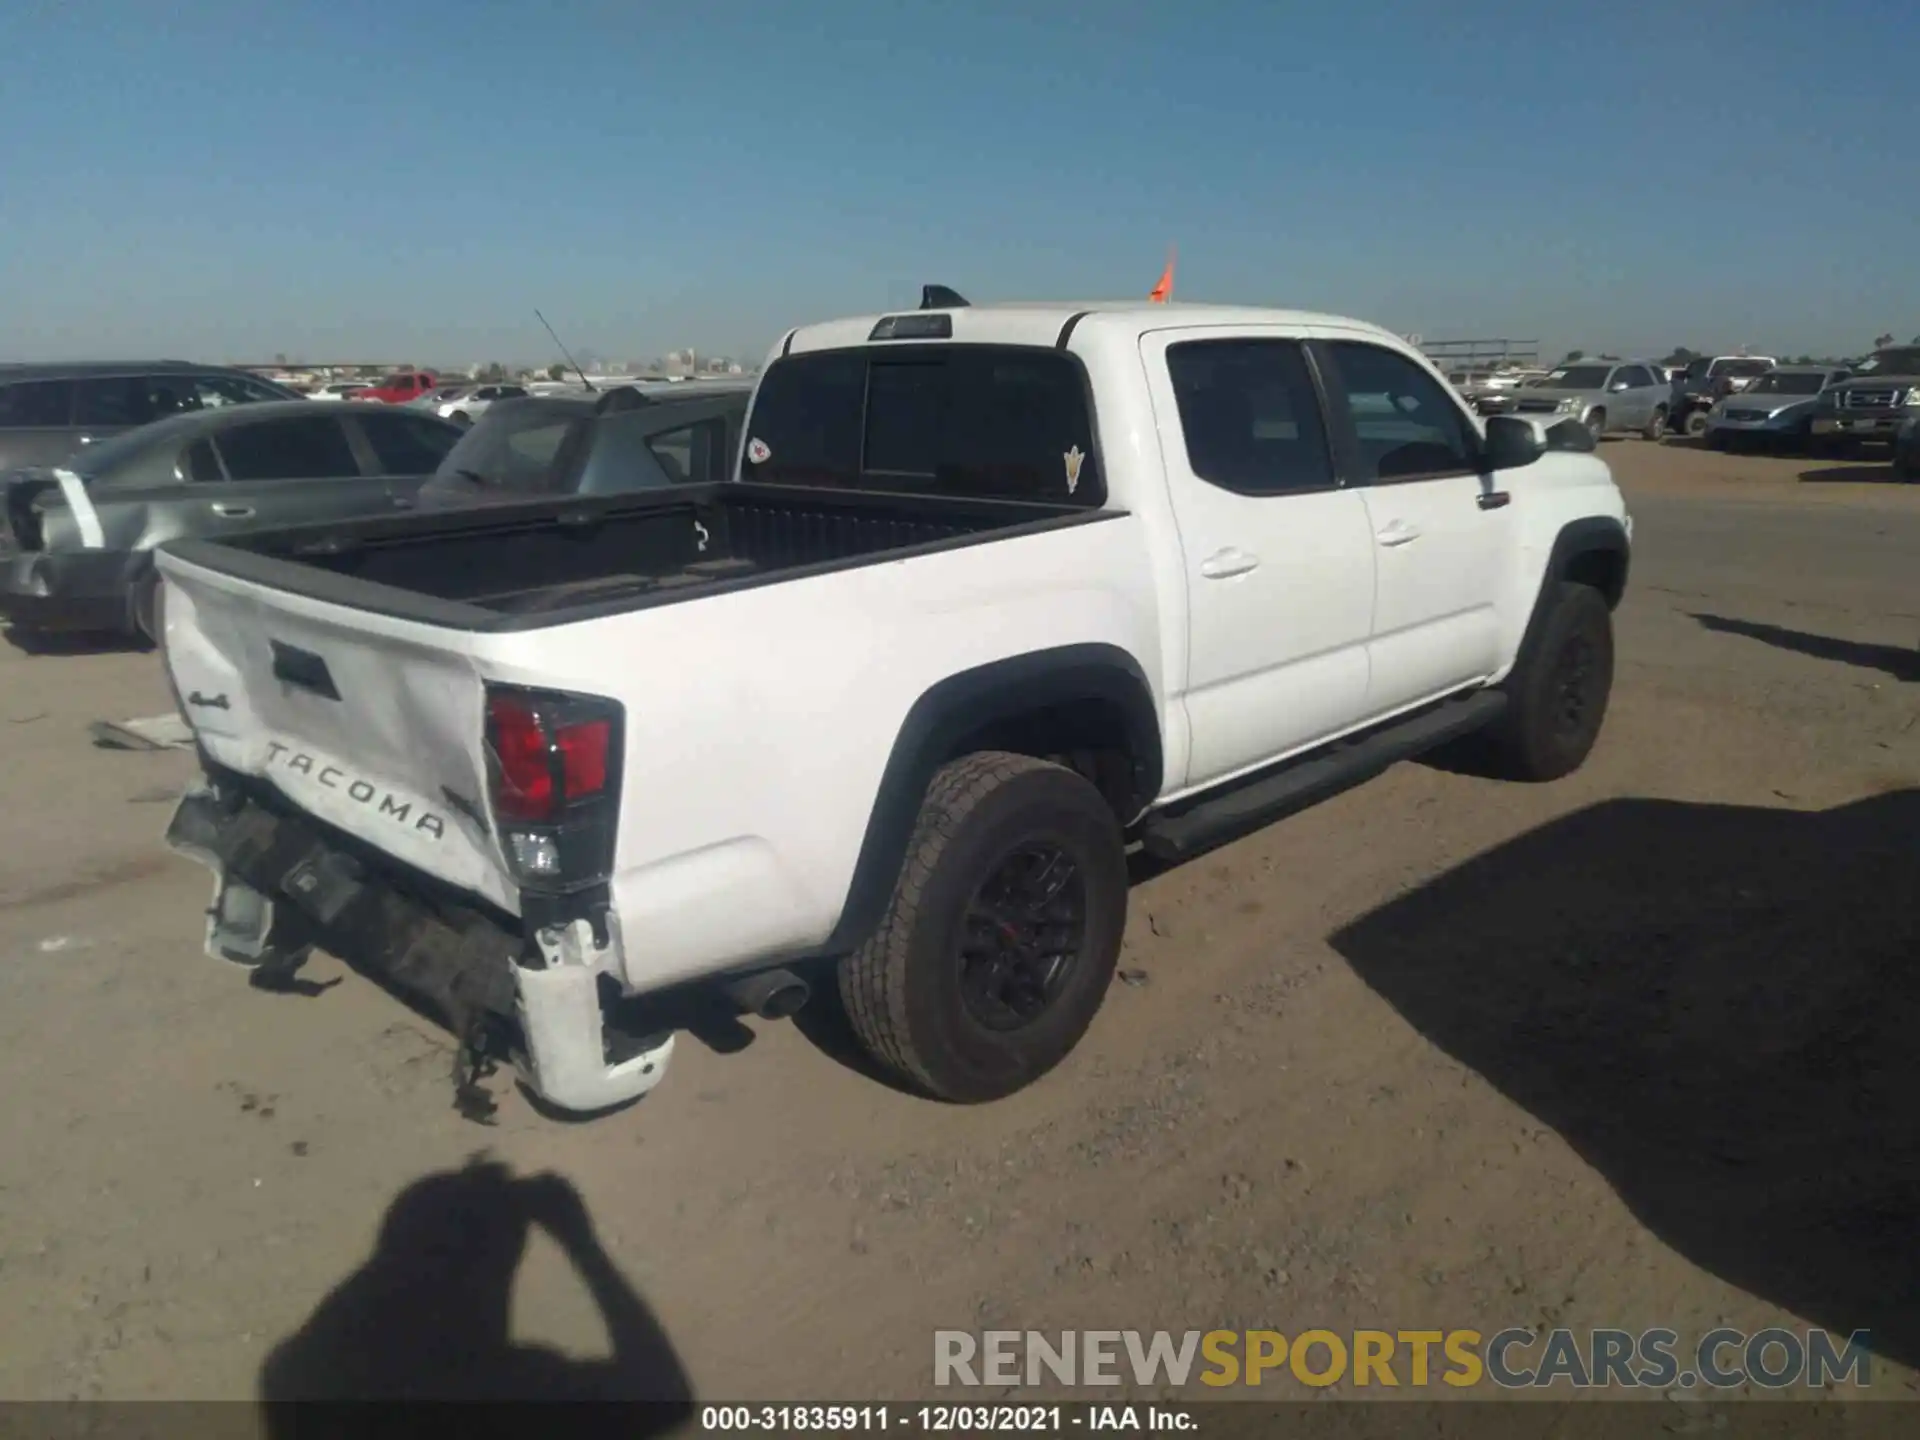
[958,842,1088,1032]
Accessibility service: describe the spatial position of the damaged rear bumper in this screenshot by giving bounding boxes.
[164,779,673,1114]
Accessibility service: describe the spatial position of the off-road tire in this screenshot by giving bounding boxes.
[839,751,1128,1103]
[1642,405,1668,441]
[1684,409,1711,439]
[1481,582,1614,782]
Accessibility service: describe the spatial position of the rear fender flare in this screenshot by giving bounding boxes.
[817,643,1162,956]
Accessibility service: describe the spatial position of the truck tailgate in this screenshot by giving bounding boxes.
[157,552,520,916]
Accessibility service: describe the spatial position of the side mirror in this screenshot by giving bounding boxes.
[1609,380,1630,392]
[1484,415,1545,470]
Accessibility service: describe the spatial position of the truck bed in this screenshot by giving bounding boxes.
[159,482,1113,632]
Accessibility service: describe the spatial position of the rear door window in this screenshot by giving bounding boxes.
[1164,339,1335,495]
[742,345,1100,504]
[355,411,460,474]
[213,415,360,481]
[184,439,225,482]
[0,379,74,428]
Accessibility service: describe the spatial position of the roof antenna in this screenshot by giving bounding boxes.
[920,284,969,310]
[535,309,596,392]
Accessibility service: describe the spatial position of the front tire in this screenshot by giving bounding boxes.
[1585,409,1607,444]
[839,751,1128,1103]
[1684,409,1711,439]
[1481,583,1615,783]
[1642,406,1668,441]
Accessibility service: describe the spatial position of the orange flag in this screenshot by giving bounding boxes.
[1148,247,1176,303]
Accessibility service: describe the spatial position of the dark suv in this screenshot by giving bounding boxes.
[1809,345,1920,457]
[0,361,300,470]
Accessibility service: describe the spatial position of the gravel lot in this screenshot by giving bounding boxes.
[0,440,1914,1409]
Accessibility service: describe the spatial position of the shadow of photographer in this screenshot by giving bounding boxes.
[259,1156,692,1425]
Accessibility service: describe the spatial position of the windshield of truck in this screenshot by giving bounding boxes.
[740,345,1103,506]
[1746,371,1825,395]
[1853,348,1920,375]
[1711,358,1772,379]
[1542,366,1610,390]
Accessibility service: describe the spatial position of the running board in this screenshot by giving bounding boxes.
[1140,690,1507,862]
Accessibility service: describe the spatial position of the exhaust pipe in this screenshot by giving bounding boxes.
[721,967,811,1020]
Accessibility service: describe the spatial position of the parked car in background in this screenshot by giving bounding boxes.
[425,382,530,426]
[417,382,750,508]
[1703,366,1851,452]
[0,362,301,471]
[308,380,372,401]
[353,370,439,404]
[1501,360,1672,440]
[1808,345,1920,457]
[1,401,460,642]
[405,384,472,414]
[1669,355,1777,437]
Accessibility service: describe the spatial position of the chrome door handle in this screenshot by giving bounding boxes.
[391,496,416,509]
[1375,521,1420,547]
[210,503,255,519]
[1199,548,1260,579]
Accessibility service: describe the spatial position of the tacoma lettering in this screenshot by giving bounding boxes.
[262,742,446,840]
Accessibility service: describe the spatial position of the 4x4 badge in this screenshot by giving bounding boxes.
[1063,445,1085,495]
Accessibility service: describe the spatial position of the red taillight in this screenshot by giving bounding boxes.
[487,695,555,821]
[557,718,610,798]
[485,691,615,823]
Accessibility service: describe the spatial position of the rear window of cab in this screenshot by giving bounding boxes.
[740,345,1103,506]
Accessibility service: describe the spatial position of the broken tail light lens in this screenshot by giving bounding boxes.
[483,685,623,891]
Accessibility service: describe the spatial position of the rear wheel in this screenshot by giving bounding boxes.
[1479,583,1615,783]
[839,752,1128,1102]
[451,410,472,426]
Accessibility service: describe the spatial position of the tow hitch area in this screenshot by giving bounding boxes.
[164,781,674,1119]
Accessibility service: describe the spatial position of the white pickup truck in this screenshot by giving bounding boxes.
[154,294,1631,1117]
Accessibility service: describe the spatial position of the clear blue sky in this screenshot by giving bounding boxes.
[3,0,1915,366]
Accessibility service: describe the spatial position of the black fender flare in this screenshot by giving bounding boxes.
[816,643,1162,957]
[1508,516,1629,681]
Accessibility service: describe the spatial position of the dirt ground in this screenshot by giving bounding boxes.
[0,440,1915,1410]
